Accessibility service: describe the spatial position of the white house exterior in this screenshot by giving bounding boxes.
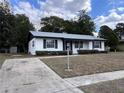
[28,31,106,55]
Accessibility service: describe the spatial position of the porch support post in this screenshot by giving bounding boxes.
[63,39,66,51]
[70,40,72,51]
[89,41,93,50]
[79,40,81,50]
[64,40,66,51]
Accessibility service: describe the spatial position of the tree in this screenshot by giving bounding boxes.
[114,23,124,39]
[0,0,36,53]
[62,20,77,34]
[40,10,95,35]
[63,11,96,35]
[99,25,119,50]
[14,14,34,52]
[76,10,95,35]
[0,1,35,53]
[40,16,65,32]
[0,1,14,49]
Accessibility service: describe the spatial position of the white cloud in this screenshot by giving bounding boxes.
[95,0,124,30]
[108,0,124,6]
[12,0,91,30]
[94,10,124,29]
[13,1,42,29]
[117,7,124,12]
[41,0,91,19]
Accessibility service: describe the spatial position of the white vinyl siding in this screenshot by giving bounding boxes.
[28,38,105,55]
[28,38,36,55]
[35,38,63,52]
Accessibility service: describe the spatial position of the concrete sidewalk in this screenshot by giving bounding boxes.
[0,58,83,93]
[39,55,79,59]
[65,70,124,87]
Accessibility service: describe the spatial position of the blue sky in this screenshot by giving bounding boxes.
[8,0,124,31]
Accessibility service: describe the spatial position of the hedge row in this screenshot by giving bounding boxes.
[77,50,108,54]
[36,51,72,56]
[36,50,108,56]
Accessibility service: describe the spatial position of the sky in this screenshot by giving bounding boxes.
[4,0,124,31]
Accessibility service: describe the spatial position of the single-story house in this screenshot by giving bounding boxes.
[28,31,106,55]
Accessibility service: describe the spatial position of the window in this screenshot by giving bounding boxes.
[46,40,55,48]
[93,41,101,48]
[75,42,79,48]
[44,39,58,48]
[80,41,83,48]
[75,41,83,48]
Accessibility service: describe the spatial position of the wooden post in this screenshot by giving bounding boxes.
[67,49,70,70]
[65,43,72,71]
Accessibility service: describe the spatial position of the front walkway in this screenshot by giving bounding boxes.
[0,58,83,93]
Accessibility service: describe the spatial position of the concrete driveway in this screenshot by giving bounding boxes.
[0,58,84,93]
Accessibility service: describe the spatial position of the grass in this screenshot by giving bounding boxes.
[42,52,124,78]
[79,79,124,93]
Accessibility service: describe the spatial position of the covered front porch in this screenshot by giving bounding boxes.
[63,39,93,54]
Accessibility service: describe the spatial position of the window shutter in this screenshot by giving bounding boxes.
[100,41,102,48]
[43,39,46,49]
[55,40,58,49]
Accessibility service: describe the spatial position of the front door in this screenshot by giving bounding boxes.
[65,41,72,51]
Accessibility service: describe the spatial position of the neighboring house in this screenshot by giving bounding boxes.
[118,33,124,51]
[0,46,17,53]
[28,31,106,55]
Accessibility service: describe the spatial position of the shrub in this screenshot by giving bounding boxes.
[36,51,48,56]
[77,50,108,54]
[36,51,72,56]
[99,51,108,53]
[77,50,97,54]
